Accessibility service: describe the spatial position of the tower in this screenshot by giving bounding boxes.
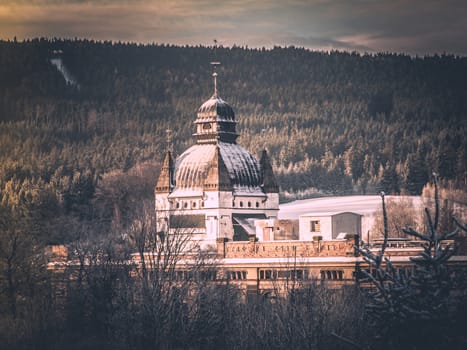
[155,64,279,248]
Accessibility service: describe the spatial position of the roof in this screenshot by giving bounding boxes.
[173,141,263,194]
[299,211,363,218]
[232,214,266,240]
[196,96,235,123]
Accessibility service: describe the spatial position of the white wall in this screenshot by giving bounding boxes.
[332,212,362,239]
[299,216,332,241]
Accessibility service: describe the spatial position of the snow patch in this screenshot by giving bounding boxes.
[279,195,422,220]
[50,58,79,88]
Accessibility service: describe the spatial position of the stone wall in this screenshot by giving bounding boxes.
[218,238,357,259]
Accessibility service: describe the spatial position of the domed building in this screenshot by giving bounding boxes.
[155,69,279,248]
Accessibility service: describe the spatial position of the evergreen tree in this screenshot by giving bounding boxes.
[357,175,466,349]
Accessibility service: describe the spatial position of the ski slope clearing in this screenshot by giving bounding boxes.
[279,195,422,220]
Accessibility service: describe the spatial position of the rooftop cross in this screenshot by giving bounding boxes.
[165,128,173,153]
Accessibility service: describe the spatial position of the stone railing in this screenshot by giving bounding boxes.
[217,237,357,259]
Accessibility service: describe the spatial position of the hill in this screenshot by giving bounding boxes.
[0,38,466,242]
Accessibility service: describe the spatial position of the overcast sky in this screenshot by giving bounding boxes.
[1,0,467,55]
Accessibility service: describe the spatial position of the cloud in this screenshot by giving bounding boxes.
[1,0,467,55]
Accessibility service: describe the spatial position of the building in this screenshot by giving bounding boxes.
[299,211,362,241]
[154,68,279,248]
[46,67,467,299]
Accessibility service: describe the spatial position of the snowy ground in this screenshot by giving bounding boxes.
[279,195,387,219]
[279,195,423,240]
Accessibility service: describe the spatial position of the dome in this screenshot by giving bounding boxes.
[196,96,235,122]
[171,142,263,196]
[194,94,239,144]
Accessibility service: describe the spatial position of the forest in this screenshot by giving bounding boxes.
[0,38,467,349]
[1,39,466,237]
[1,38,466,242]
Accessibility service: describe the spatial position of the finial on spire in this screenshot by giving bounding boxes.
[165,128,173,153]
[210,61,220,98]
[210,38,221,98]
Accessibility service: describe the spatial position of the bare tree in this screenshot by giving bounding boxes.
[122,201,220,349]
[371,196,422,239]
[0,204,53,349]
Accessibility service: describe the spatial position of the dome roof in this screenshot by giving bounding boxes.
[196,96,235,122]
[170,142,263,196]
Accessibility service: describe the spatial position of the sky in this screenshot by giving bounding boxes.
[1,0,467,56]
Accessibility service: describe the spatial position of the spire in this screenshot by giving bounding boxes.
[210,61,220,98]
[204,145,232,191]
[194,60,238,144]
[155,150,174,194]
[260,149,279,193]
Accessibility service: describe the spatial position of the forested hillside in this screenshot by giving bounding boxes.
[0,38,466,242]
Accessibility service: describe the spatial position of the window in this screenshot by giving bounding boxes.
[277,269,307,280]
[262,269,307,280]
[310,220,321,232]
[259,269,277,280]
[170,215,206,229]
[320,270,344,280]
[176,202,180,209]
[226,271,247,280]
[203,123,212,129]
[192,201,197,208]
[184,202,188,209]
[256,202,260,208]
[240,201,243,207]
[176,270,217,281]
[200,270,217,281]
[291,269,305,280]
[248,201,251,208]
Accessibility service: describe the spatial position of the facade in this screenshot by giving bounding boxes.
[213,236,467,296]
[47,235,467,297]
[155,71,279,248]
